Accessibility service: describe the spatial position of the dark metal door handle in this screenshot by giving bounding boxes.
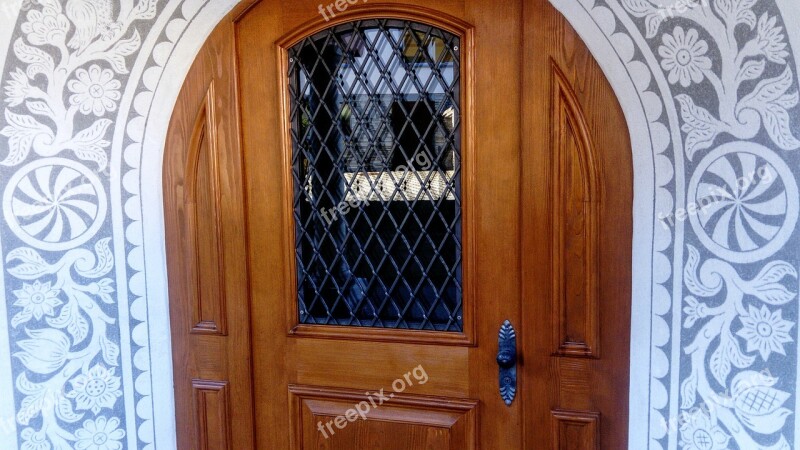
[498,320,517,406]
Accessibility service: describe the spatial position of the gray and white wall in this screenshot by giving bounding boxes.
[0,0,799,449]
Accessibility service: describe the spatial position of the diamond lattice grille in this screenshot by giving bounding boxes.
[288,19,463,331]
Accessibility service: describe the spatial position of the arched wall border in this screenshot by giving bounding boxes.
[0,1,798,449]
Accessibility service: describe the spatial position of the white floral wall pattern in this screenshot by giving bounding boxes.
[0,0,798,449]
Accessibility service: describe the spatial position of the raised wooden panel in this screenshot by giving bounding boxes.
[555,358,592,412]
[289,385,477,450]
[293,339,470,398]
[193,380,232,450]
[551,62,601,358]
[185,82,228,336]
[551,410,600,450]
[165,13,255,449]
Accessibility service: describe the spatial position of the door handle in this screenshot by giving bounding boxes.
[497,320,517,406]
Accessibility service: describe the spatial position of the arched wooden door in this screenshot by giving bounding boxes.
[164,1,632,448]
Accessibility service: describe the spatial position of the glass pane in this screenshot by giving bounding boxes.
[288,19,463,332]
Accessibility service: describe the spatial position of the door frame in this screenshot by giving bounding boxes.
[145,1,657,448]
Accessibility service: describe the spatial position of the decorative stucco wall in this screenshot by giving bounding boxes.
[0,1,798,449]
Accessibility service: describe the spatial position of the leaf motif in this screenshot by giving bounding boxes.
[100,334,120,366]
[724,329,755,368]
[111,29,141,57]
[680,371,698,409]
[26,100,54,118]
[774,91,799,109]
[76,238,114,278]
[740,67,794,105]
[737,67,800,150]
[7,263,50,280]
[709,344,731,387]
[753,260,798,284]
[620,0,656,17]
[0,109,54,166]
[16,391,45,425]
[13,38,55,78]
[46,301,89,344]
[761,103,800,150]
[684,245,721,297]
[715,0,758,28]
[105,53,129,74]
[499,320,516,341]
[676,95,722,159]
[645,13,664,39]
[103,30,141,74]
[11,310,33,328]
[15,372,44,396]
[133,0,158,20]
[56,396,83,423]
[747,261,798,305]
[735,59,766,85]
[66,118,111,170]
[6,247,51,280]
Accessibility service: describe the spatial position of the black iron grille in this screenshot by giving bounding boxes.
[288,19,463,331]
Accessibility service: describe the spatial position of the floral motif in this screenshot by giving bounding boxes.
[683,296,709,328]
[681,245,797,448]
[658,26,712,88]
[737,305,794,361]
[74,416,125,450]
[12,280,61,323]
[4,68,31,107]
[20,4,69,47]
[678,411,731,450]
[67,364,122,414]
[20,427,50,450]
[754,13,789,65]
[14,328,71,375]
[68,65,121,117]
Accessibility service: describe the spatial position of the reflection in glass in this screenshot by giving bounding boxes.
[288,19,463,331]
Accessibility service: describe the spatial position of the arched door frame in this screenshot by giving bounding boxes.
[141,1,675,449]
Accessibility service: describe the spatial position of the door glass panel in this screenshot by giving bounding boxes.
[288,19,463,331]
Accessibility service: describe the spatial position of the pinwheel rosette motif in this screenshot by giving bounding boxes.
[3,158,107,251]
[688,142,798,264]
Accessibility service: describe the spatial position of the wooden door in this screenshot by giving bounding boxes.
[164,1,632,449]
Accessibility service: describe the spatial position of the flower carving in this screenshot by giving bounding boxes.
[678,411,731,450]
[754,13,789,65]
[67,365,122,414]
[683,296,709,328]
[68,65,121,117]
[20,4,69,47]
[74,416,125,450]
[20,427,50,450]
[4,68,32,107]
[12,280,61,324]
[737,305,794,361]
[658,26,712,88]
[14,328,71,375]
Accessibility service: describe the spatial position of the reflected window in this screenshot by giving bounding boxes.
[288,19,463,331]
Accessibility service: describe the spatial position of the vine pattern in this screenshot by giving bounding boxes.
[618,0,800,448]
[1,1,158,449]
